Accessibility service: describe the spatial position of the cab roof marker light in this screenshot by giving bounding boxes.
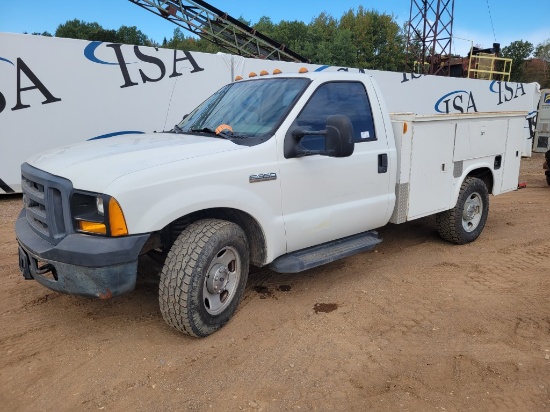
[234,75,243,81]
[299,67,309,73]
[273,69,282,74]
[249,72,257,78]
[260,70,269,76]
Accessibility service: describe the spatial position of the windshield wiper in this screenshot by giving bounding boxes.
[172,124,184,134]
[190,127,249,140]
[190,127,232,139]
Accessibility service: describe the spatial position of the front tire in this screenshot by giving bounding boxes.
[436,177,489,245]
[159,219,249,337]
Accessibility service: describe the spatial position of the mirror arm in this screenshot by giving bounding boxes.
[292,129,327,138]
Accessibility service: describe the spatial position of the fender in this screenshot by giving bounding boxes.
[449,160,495,209]
[103,139,287,263]
[129,184,286,262]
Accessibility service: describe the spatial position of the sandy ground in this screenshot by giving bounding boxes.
[1,154,549,411]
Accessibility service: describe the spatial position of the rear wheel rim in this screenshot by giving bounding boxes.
[462,192,483,232]
[203,246,241,315]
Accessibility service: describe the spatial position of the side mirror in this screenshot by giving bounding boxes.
[324,115,355,157]
[285,115,355,158]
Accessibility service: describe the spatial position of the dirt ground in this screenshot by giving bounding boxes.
[1,154,549,412]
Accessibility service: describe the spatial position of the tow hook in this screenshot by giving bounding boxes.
[98,289,113,300]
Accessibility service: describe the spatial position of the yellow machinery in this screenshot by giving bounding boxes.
[467,51,512,81]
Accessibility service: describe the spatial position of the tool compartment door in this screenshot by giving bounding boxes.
[500,117,524,193]
[407,121,455,220]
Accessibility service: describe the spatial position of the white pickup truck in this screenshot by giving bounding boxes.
[16,71,526,337]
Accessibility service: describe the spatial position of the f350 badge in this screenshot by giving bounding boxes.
[249,173,277,183]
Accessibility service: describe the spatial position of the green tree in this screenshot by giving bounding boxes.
[272,20,309,49]
[164,28,221,53]
[298,13,355,66]
[160,8,406,70]
[116,25,151,46]
[31,31,53,37]
[339,7,405,71]
[55,19,117,42]
[55,19,154,45]
[534,38,550,62]
[527,38,550,87]
[254,16,276,38]
[501,40,534,82]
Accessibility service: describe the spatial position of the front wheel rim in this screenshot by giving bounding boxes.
[203,246,241,315]
[462,192,483,232]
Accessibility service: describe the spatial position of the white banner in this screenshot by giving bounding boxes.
[0,33,540,193]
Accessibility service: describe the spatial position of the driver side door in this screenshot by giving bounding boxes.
[278,80,393,253]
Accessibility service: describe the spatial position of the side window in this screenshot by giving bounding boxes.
[296,82,377,151]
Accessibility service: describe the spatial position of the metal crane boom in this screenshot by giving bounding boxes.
[129,0,310,63]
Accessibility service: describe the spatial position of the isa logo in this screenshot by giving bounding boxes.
[544,93,550,105]
[84,41,204,89]
[434,90,478,113]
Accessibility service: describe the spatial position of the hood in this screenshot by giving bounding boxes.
[27,133,245,190]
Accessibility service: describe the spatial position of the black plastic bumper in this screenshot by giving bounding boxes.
[16,209,150,298]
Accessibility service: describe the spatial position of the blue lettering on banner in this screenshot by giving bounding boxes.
[434,90,478,114]
[0,57,14,66]
[401,71,424,83]
[489,80,526,105]
[0,56,61,114]
[85,42,205,89]
[84,41,136,65]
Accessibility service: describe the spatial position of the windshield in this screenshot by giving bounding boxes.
[176,77,310,140]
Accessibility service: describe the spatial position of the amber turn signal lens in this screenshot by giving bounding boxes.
[108,198,128,236]
[79,221,107,235]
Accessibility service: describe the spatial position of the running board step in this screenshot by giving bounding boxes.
[269,230,381,273]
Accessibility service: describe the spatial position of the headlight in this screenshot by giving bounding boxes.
[96,196,104,215]
[71,192,128,236]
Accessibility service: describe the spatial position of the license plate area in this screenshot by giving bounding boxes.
[18,246,58,281]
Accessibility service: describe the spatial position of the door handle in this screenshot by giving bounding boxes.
[378,154,388,173]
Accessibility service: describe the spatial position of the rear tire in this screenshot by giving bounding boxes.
[159,219,249,337]
[436,177,489,245]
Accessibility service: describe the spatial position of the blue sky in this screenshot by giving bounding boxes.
[1,0,548,56]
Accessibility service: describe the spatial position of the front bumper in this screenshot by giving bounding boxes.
[16,209,150,298]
